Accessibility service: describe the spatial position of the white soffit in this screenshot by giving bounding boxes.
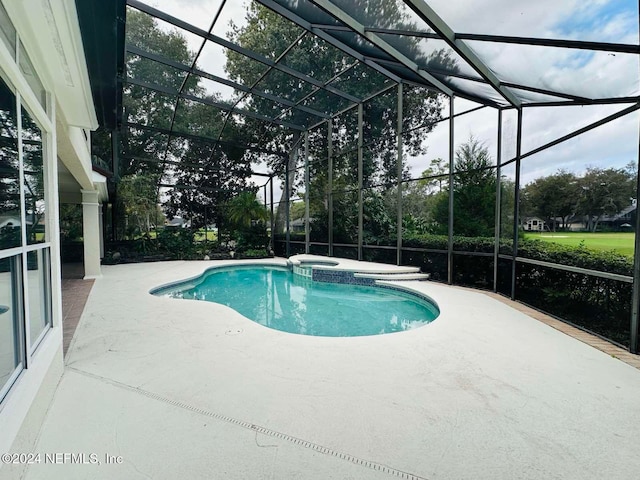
[92,170,109,202]
[11,0,98,130]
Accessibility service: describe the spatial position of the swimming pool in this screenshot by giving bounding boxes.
[152,265,439,337]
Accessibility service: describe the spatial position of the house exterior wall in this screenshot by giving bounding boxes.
[523,217,545,231]
[0,1,100,474]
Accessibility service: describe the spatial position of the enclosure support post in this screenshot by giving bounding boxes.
[304,131,310,254]
[111,129,119,180]
[98,204,104,259]
[269,176,274,253]
[396,83,404,266]
[204,207,208,246]
[357,103,364,261]
[263,184,268,212]
[285,155,291,257]
[328,119,333,257]
[111,129,119,241]
[493,109,503,292]
[629,115,640,353]
[447,95,454,284]
[511,108,523,300]
[262,184,267,251]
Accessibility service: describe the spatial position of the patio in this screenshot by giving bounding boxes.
[23,260,640,480]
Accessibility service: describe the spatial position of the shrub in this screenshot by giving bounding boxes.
[236,224,269,252]
[403,233,448,250]
[515,260,631,346]
[273,233,303,257]
[403,233,509,253]
[237,248,272,259]
[274,233,305,243]
[362,247,396,265]
[156,228,196,259]
[0,226,20,249]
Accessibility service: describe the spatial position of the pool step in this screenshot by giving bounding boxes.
[288,255,430,281]
[354,272,431,281]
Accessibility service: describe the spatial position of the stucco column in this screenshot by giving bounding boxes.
[98,203,104,258]
[81,189,102,279]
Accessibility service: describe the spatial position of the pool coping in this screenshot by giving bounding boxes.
[148,262,290,295]
[149,259,442,325]
[288,254,421,274]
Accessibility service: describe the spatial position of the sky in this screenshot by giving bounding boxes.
[145,0,639,203]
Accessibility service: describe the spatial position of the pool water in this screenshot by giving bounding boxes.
[154,265,439,337]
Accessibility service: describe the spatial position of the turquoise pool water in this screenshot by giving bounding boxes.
[153,265,439,337]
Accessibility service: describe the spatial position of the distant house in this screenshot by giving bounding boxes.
[0,213,36,233]
[566,200,636,231]
[166,217,189,228]
[290,217,315,233]
[0,213,25,229]
[291,218,305,233]
[600,200,636,229]
[522,217,546,231]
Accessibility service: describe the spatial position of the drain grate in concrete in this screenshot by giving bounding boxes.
[69,367,428,480]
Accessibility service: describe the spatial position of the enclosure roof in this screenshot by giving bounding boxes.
[78,0,640,175]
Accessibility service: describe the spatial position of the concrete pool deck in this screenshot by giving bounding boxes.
[20,259,640,479]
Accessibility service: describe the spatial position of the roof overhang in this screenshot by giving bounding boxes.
[75,0,126,131]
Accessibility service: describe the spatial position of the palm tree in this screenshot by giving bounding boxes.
[226,191,268,229]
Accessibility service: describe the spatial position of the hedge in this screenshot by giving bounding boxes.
[403,234,633,276]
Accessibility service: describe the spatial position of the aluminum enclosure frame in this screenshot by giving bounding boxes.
[114,0,640,352]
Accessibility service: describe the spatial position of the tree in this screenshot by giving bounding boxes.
[59,204,83,242]
[363,189,394,243]
[521,170,579,231]
[499,177,516,238]
[118,173,164,237]
[418,158,448,194]
[225,191,268,228]
[111,10,202,239]
[289,200,306,222]
[21,108,45,244]
[307,179,359,244]
[433,136,496,237]
[121,10,199,177]
[382,169,442,236]
[164,138,253,230]
[123,11,254,231]
[0,84,20,250]
[225,191,270,251]
[225,1,453,232]
[576,167,634,232]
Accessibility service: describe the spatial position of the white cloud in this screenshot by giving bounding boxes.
[405,98,638,186]
[147,0,249,96]
[134,0,639,189]
[419,0,636,41]
[467,42,639,100]
[519,107,638,184]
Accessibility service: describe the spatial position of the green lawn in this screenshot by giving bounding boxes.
[194,230,217,242]
[524,231,635,256]
[131,230,217,242]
